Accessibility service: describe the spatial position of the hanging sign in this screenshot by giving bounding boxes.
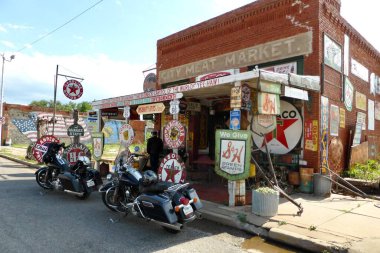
[253,100,302,154]
[101,108,118,117]
[136,103,165,115]
[230,86,242,108]
[355,91,367,111]
[230,110,241,130]
[257,92,280,115]
[259,80,281,94]
[67,124,84,137]
[62,143,91,166]
[252,114,277,134]
[163,120,186,149]
[169,99,180,115]
[123,106,130,119]
[284,86,308,100]
[158,153,186,183]
[119,124,134,147]
[241,84,251,110]
[63,79,83,100]
[92,132,104,161]
[33,135,60,163]
[215,130,251,180]
[340,108,345,128]
[344,77,354,111]
[320,96,329,173]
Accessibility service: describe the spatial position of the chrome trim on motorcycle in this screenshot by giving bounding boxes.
[63,190,85,197]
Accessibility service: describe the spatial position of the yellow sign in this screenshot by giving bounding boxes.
[136,103,165,115]
[339,108,345,128]
[355,91,367,111]
[230,87,242,108]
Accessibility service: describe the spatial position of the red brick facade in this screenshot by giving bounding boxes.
[156,0,380,172]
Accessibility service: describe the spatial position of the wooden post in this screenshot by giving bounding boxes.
[73,109,79,144]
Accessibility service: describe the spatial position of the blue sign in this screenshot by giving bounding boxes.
[230,110,241,130]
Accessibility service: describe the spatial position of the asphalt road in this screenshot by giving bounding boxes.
[0,157,258,253]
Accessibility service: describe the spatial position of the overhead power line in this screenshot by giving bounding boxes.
[17,0,104,53]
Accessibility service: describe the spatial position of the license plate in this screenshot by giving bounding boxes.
[182,204,193,216]
[87,179,95,187]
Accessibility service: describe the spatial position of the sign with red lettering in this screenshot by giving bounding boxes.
[62,143,91,166]
[257,92,280,115]
[32,135,60,162]
[136,103,165,115]
[215,130,251,180]
[158,153,186,183]
[163,120,186,149]
[63,79,83,100]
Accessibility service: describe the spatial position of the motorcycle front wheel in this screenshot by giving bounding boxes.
[102,188,126,213]
[36,170,53,189]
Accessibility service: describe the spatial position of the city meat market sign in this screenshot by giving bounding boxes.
[215,130,251,180]
[159,31,312,84]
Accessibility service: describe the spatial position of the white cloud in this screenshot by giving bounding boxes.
[6,23,33,30]
[0,25,7,33]
[1,40,16,49]
[3,52,146,105]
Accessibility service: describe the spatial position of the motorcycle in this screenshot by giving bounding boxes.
[35,142,103,199]
[99,153,202,233]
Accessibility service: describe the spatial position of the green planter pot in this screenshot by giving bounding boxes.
[252,188,279,217]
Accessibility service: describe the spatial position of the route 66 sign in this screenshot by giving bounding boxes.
[123,106,130,119]
[169,99,180,115]
[63,79,83,100]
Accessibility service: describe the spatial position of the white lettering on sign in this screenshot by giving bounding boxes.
[159,32,312,84]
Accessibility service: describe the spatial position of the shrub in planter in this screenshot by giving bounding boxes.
[252,187,279,217]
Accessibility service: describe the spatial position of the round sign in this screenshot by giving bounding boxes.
[158,153,186,183]
[63,79,83,100]
[67,124,84,136]
[62,143,91,166]
[253,100,303,154]
[119,124,134,147]
[32,135,60,162]
[163,120,186,149]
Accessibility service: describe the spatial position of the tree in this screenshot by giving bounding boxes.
[28,100,93,112]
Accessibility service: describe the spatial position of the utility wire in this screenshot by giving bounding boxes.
[17,0,104,53]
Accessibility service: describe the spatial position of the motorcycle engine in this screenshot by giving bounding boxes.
[52,179,63,191]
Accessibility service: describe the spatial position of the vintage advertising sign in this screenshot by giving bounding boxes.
[284,86,308,100]
[375,102,380,121]
[101,108,118,117]
[143,72,157,92]
[215,130,251,180]
[355,91,367,111]
[163,120,186,149]
[370,73,377,95]
[123,106,130,119]
[63,79,83,100]
[241,84,251,111]
[253,115,277,134]
[320,96,329,173]
[158,153,186,183]
[159,31,313,84]
[351,58,369,82]
[253,100,303,154]
[186,102,201,112]
[230,110,241,130]
[196,69,236,81]
[257,92,280,115]
[259,80,281,94]
[330,105,339,136]
[357,111,366,130]
[344,77,354,111]
[344,34,350,76]
[352,112,366,146]
[92,132,104,161]
[32,135,60,163]
[230,86,242,108]
[136,103,165,115]
[340,108,346,128]
[67,124,84,137]
[62,143,91,166]
[324,34,342,72]
[119,124,134,147]
[304,120,318,152]
[263,62,297,74]
[368,99,375,131]
[169,99,180,115]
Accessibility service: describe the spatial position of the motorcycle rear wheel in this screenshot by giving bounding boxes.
[102,190,126,213]
[36,170,53,189]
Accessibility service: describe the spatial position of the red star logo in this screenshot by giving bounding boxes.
[68,85,78,95]
[164,160,181,182]
[261,117,298,149]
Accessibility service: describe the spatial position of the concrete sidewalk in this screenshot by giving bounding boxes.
[1,150,380,252]
[199,193,380,253]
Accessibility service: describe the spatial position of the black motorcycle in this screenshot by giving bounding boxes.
[99,153,202,233]
[35,142,103,199]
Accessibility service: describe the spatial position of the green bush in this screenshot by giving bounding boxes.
[345,160,380,181]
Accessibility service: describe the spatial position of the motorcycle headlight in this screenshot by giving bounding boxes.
[106,173,113,180]
[78,156,91,165]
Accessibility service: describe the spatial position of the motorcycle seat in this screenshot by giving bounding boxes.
[139,181,174,194]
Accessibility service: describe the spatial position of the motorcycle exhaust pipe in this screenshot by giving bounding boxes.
[150,219,183,231]
[64,190,85,197]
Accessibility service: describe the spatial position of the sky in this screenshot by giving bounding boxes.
[0,0,378,106]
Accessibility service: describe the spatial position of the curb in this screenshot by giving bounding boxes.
[0,154,40,169]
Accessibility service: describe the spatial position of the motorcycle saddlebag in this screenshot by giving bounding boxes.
[185,188,203,210]
[58,172,83,192]
[138,193,178,224]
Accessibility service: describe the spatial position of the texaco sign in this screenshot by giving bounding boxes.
[163,120,186,149]
[253,100,303,154]
[119,124,134,147]
[62,143,91,166]
[158,153,186,183]
[63,79,83,100]
[32,135,60,162]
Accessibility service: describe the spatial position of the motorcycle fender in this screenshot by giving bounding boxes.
[185,188,203,210]
[98,181,116,193]
[35,167,49,175]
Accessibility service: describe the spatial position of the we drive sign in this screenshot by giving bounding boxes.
[215,130,251,180]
